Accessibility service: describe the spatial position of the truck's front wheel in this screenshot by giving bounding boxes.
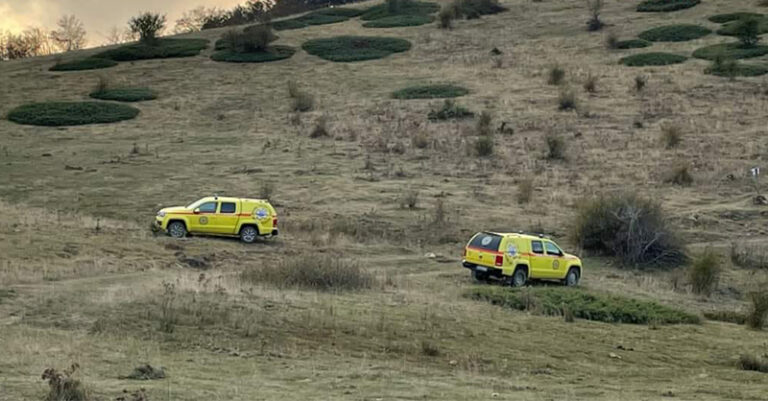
[565,268,580,287]
[240,226,259,244]
[168,221,187,239]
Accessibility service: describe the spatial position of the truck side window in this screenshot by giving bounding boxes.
[545,242,563,256]
[198,202,217,213]
[531,240,544,254]
[220,202,236,214]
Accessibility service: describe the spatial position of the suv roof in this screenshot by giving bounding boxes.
[484,232,550,241]
[197,196,267,203]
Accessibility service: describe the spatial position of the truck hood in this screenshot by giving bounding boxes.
[564,252,581,261]
[158,206,189,214]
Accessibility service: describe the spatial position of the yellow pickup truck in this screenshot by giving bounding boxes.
[154,196,278,243]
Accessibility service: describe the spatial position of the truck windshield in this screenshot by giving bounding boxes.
[469,233,502,251]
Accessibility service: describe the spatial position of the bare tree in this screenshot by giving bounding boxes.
[104,26,136,45]
[23,28,53,56]
[2,32,36,59]
[50,15,87,52]
[586,0,605,32]
[174,6,219,34]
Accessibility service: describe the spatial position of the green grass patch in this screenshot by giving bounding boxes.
[211,46,296,63]
[95,38,209,61]
[267,8,363,31]
[428,100,473,120]
[708,12,763,24]
[361,1,439,21]
[392,84,469,99]
[314,7,366,17]
[705,60,768,77]
[363,14,435,27]
[49,58,117,71]
[693,43,768,60]
[703,310,747,324]
[717,17,768,36]
[7,102,139,126]
[615,39,653,49]
[620,52,687,66]
[302,36,412,62]
[638,25,711,42]
[637,0,700,12]
[89,88,158,102]
[467,286,700,325]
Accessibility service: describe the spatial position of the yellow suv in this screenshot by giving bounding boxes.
[462,232,582,287]
[154,196,278,243]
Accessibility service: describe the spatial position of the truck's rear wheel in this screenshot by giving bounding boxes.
[168,221,187,239]
[240,226,259,244]
[565,268,580,287]
[510,267,528,287]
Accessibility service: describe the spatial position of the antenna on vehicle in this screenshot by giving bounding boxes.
[214,193,218,200]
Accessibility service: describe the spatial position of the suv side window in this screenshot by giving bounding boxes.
[545,242,563,256]
[531,240,544,254]
[198,202,217,213]
[220,202,236,214]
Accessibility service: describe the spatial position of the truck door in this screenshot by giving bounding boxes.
[529,240,551,278]
[210,201,239,234]
[191,201,218,233]
[543,241,566,279]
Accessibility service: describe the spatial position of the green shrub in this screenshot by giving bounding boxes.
[692,43,768,60]
[270,12,350,31]
[688,249,719,295]
[474,135,494,157]
[620,52,687,66]
[50,58,117,71]
[8,102,139,126]
[634,75,648,92]
[637,0,700,12]
[738,354,768,373]
[467,286,700,324]
[545,133,567,160]
[90,88,157,102]
[211,46,295,63]
[615,39,653,49]
[241,255,373,291]
[660,123,682,148]
[708,13,763,24]
[734,18,762,47]
[361,0,440,21]
[717,18,768,37]
[392,84,469,99]
[130,12,166,44]
[302,36,412,62]
[706,58,768,77]
[428,100,473,120]
[363,14,435,27]
[557,88,577,111]
[96,38,209,61]
[746,290,768,329]
[638,25,711,42]
[476,111,492,136]
[571,193,686,268]
[547,66,566,85]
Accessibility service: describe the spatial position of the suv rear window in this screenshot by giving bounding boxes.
[220,202,236,213]
[469,233,502,251]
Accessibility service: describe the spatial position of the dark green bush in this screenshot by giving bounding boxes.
[717,18,768,36]
[90,88,157,102]
[545,133,567,160]
[637,0,700,12]
[449,0,507,19]
[363,14,435,27]
[709,13,763,24]
[638,25,711,42]
[428,100,473,120]
[361,0,439,21]
[467,286,700,324]
[738,354,768,373]
[50,58,117,71]
[392,84,469,99]
[212,46,295,63]
[615,39,653,49]
[241,255,373,291]
[734,18,762,47]
[96,38,209,61]
[692,43,768,60]
[8,102,140,126]
[706,59,768,77]
[688,249,719,295]
[620,52,687,66]
[474,135,494,157]
[130,12,166,44]
[571,193,686,268]
[315,7,366,17]
[270,12,350,31]
[302,36,412,62]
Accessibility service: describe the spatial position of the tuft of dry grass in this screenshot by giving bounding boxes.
[310,116,329,138]
[557,88,577,110]
[42,364,89,401]
[399,189,419,209]
[730,242,768,269]
[584,73,598,93]
[746,289,768,329]
[634,75,648,92]
[241,255,373,291]
[545,133,567,160]
[664,163,694,186]
[548,66,566,85]
[688,249,720,296]
[288,80,315,112]
[660,123,683,149]
[517,178,534,204]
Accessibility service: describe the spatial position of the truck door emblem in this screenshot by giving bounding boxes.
[254,208,269,220]
[199,216,208,225]
[553,260,559,269]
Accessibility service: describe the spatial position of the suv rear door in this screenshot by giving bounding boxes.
[466,233,503,268]
[209,200,240,234]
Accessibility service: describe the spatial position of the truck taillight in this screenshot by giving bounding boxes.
[273,217,278,228]
[495,255,503,266]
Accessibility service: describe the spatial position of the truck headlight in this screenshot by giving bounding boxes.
[157,211,166,218]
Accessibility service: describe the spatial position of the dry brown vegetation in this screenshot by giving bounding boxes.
[2,0,768,399]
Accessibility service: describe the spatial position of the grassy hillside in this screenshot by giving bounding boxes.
[1,0,768,400]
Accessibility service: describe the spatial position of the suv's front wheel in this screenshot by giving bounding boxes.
[565,268,580,287]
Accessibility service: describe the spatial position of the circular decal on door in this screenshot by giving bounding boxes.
[553,260,560,269]
[253,208,269,220]
[199,216,209,225]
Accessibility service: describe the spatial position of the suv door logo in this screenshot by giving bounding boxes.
[553,260,559,269]
[199,216,209,225]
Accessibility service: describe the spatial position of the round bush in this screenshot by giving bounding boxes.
[7,102,140,126]
[637,0,700,12]
[638,25,711,42]
[95,38,209,61]
[692,43,768,60]
[302,36,412,62]
[708,12,763,24]
[363,14,435,28]
[615,39,653,49]
[271,19,309,30]
[211,46,296,63]
[717,18,768,36]
[705,62,768,77]
[392,84,469,99]
[50,58,117,71]
[361,1,440,21]
[620,52,687,66]
[90,88,158,102]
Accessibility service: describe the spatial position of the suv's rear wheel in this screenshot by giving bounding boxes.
[168,221,187,239]
[565,268,580,287]
[471,269,488,282]
[240,225,259,244]
[509,267,528,287]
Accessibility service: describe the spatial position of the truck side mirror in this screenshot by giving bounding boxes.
[193,208,201,214]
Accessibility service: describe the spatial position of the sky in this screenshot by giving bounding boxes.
[0,0,243,44]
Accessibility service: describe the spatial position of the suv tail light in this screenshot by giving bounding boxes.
[495,255,503,267]
[273,217,278,228]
